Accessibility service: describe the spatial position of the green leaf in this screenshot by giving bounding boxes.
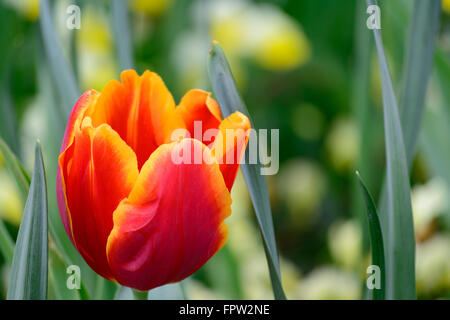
[94,277,118,300]
[48,246,80,300]
[421,108,450,185]
[7,142,48,300]
[356,172,385,300]
[202,245,242,299]
[435,49,450,105]
[0,218,14,264]
[39,0,80,119]
[111,0,134,71]
[0,137,30,202]
[367,0,416,299]
[208,42,286,300]
[398,0,441,165]
[351,0,374,254]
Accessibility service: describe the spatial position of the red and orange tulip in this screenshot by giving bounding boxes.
[57,70,250,290]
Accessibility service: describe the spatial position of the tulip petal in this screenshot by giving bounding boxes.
[212,111,251,191]
[106,138,231,290]
[59,118,139,279]
[57,89,100,244]
[85,70,185,169]
[176,89,222,146]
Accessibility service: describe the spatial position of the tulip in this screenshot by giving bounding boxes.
[57,70,250,290]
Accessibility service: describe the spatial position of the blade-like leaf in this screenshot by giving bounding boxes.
[356,172,385,300]
[94,276,118,300]
[7,142,48,300]
[203,245,242,299]
[48,246,80,300]
[0,137,30,202]
[111,0,134,71]
[398,0,441,165]
[377,0,441,231]
[39,0,79,119]
[0,218,14,264]
[351,0,374,254]
[367,0,415,299]
[208,42,286,300]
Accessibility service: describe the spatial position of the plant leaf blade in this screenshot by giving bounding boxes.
[208,42,285,300]
[367,0,416,299]
[0,137,30,202]
[7,142,48,300]
[356,172,385,300]
[111,0,134,71]
[39,0,79,119]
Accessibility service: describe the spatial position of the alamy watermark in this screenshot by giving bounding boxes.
[66,265,81,290]
[366,264,381,290]
[366,4,381,30]
[66,4,81,30]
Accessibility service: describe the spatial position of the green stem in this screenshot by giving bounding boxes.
[132,289,148,300]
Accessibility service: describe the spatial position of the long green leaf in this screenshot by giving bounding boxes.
[351,0,374,254]
[0,218,14,264]
[111,0,134,71]
[399,0,441,165]
[39,0,79,119]
[377,0,441,229]
[48,246,80,300]
[94,277,118,300]
[367,0,415,299]
[208,42,285,299]
[7,142,48,300]
[356,172,385,300]
[0,137,30,202]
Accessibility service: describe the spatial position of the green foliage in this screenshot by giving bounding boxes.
[368,0,416,299]
[209,42,286,300]
[7,142,48,300]
[356,172,385,300]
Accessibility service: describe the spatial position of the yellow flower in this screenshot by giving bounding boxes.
[443,0,450,14]
[210,1,311,71]
[253,17,311,71]
[294,266,361,300]
[131,0,173,17]
[0,171,23,226]
[416,234,450,296]
[77,6,117,91]
[328,220,362,270]
[3,0,39,20]
[326,117,360,172]
[277,160,326,229]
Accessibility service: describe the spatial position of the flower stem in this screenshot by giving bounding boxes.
[132,289,148,300]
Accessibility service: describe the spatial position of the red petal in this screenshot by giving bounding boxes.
[59,118,139,280]
[106,138,231,290]
[57,90,100,244]
[176,89,222,146]
[212,112,251,191]
[85,70,185,169]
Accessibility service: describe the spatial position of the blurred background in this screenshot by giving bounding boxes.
[0,0,449,300]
